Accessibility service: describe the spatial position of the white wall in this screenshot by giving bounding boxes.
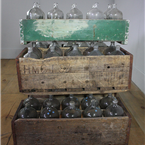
[115,0,145,94]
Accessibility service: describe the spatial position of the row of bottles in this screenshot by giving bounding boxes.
[26,2,123,20]
[23,41,124,59]
[18,94,124,118]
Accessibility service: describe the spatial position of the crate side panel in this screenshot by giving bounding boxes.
[15,117,129,145]
[20,19,129,44]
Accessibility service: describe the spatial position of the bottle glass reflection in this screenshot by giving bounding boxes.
[47,3,64,19]
[35,42,49,48]
[83,42,94,56]
[62,94,80,110]
[66,4,83,19]
[103,42,116,55]
[86,3,105,19]
[18,103,37,118]
[111,45,125,55]
[88,45,103,56]
[104,4,112,19]
[40,102,59,118]
[26,2,45,19]
[43,95,60,110]
[83,99,102,117]
[104,98,124,117]
[62,101,81,118]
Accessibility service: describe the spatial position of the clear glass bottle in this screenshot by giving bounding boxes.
[83,99,102,117]
[62,101,81,118]
[104,4,112,19]
[111,45,125,55]
[43,95,60,110]
[26,2,45,19]
[18,102,37,118]
[103,42,116,55]
[66,4,83,19]
[48,41,63,56]
[23,47,41,59]
[104,98,124,117]
[108,4,123,19]
[65,44,82,56]
[35,42,49,48]
[47,3,64,19]
[81,94,99,110]
[62,94,80,110]
[88,45,103,56]
[23,96,41,110]
[44,44,60,58]
[99,93,114,109]
[40,102,59,118]
[78,42,89,47]
[83,42,94,56]
[86,3,105,19]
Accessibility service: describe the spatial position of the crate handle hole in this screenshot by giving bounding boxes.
[41,81,44,84]
[107,66,110,68]
[82,88,85,91]
[112,87,115,90]
[97,87,100,90]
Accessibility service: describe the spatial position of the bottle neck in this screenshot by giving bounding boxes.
[33,2,40,8]
[108,4,112,9]
[53,3,58,9]
[72,44,78,50]
[110,41,115,46]
[94,45,99,50]
[92,3,98,9]
[69,94,74,99]
[112,4,117,9]
[72,4,77,9]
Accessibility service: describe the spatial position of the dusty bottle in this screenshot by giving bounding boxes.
[47,3,64,19]
[62,94,80,110]
[83,99,102,117]
[103,42,116,55]
[43,95,60,110]
[26,2,45,19]
[99,93,114,109]
[111,45,125,55]
[18,102,37,118]
[104,98,124,117]
[40,102,59,118]
[23,96,41,110]
[81,94,99,110]
[62,101,81,118]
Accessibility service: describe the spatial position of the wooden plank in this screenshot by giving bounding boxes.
[20,19,129,44]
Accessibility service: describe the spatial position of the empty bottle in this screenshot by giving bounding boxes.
[26,2,45,19]
[108,4,123,19]
[111,45,125,55]
[86,3,105,19]
[62,101,81,118]
[40,102,59,118]
[81,94,99,110]
[43,95,60,110]
[103,42,116,55]
[83,99,102,117]
[99,93,114,109]
[47,3,64,19]
[18,102,37,118]
[23,96,41,110]
[104,4,112,19]
[62,94,80,110]
[66,4,83,19]
[104,98,124,117]
[88,44,103,56]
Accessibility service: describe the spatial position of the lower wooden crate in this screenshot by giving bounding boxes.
[11,94,131,145]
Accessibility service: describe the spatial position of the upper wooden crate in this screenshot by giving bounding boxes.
[19,19,129,45]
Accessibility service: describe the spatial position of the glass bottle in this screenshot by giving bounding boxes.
[86,3,105,19]
[99,93,114,109]
[104,4,112,19]
[23,47,40,59]
[44,44,60,58]
[66,4,83,19]
[48,41,63,56]
[96,41,107,47]
[104,98,124,117]
[43,95,60,110]
[88,45,103,56]
[65,44,82,56]
[103,41,116,55]
[78,42,89,47]
[23,96,41,110]
[111,45,125,55]
[83,99,102,117]
[35,42,49,48]
[18,102,37,118]
[62,94,80,110]
[26,2,45,19]
[47,3,64,19]
[108,4,123,19]
[40,102,59,118]
[62,101,81,118]
[83,42,94,56]
[81,94,99,110]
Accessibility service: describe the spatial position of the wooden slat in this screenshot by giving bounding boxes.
[19,19,129,44]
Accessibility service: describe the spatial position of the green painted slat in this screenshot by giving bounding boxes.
[19,19,129,45]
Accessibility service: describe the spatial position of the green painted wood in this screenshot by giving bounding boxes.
[19,19,129,45]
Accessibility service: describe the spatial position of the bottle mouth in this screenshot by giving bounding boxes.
[72,4,77,9]
[92,3,98,8]
[33,2,40,8]
[112,3,117,8]
[53,3,58,8]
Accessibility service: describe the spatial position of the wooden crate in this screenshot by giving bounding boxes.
[11,94,131,145]
[16,47,133,95]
